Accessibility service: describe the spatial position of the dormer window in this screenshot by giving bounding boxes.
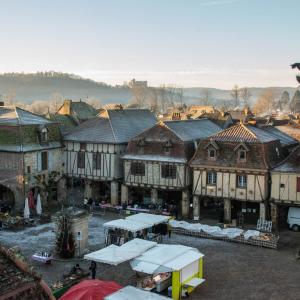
[163,140,172,154]
[40,127,48,143]
[234,142,249,163]
[208,148,216,160]
[137,138,146,154]
[238,149,246,162]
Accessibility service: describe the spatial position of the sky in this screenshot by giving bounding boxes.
[0,0,299,88]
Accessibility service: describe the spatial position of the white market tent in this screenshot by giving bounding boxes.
[103,219,151,232]
[126,213,170,226]
[84,239,157,265]
[104,285,170,300]
[103,213,170,233]
[130,244,204,274]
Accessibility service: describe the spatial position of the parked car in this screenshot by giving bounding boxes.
[287,207,300,231]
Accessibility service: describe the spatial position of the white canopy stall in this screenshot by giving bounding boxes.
[84,239,205,300]
[103,213,171,246]
[104,286,170,300]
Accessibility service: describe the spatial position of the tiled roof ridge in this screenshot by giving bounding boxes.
[242,123,259,139]
[14,106,21,125]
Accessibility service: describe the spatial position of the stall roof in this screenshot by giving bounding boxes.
[84,239,157,266]
[126,213,170,226]
[130,244,204,274]
[104,286,170,300]
[103,219,151,232]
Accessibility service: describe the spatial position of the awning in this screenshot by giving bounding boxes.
[84,239,157,266]
[126,213,170,226]
[104,286,170,300]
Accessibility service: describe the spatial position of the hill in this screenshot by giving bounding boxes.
[0,72,297,107]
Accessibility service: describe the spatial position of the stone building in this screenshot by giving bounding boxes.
[190,123,297,223]
[122,119,221,218]
[0,106,64,211]
[270,145,300,228]
[56,99,98,124]
[63,108,157,205]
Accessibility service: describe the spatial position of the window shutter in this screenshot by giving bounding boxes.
[297,177,300,193]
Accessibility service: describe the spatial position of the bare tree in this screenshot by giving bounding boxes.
[130,85,148,108]
[86,98,101,109]
[3,89,16,105]
[49,93,64,113]
[253,88,276,115]
[176,87,184,110]
[231,84,240,108]
[199,89,210,105]
[239,87,252,107]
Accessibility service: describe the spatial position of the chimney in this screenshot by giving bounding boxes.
[63,99,72,115]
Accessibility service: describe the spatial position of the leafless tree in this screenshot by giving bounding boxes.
[86,97,101,109]
[130,85,148,108]
[3,89,16,105]
[239,87,252,107]
[231,84,240,108]
[253,88,276,115]
[49,93,64,113]
[199,89,210,105]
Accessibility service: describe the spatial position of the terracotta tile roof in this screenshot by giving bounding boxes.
[209,123,278,143]
[0,247,54,300]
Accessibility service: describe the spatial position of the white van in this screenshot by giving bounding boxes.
[287,207,300,231]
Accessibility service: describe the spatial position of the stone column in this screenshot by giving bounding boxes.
[84,179,92,199]
[224,198,231,224]
[151,188,158,205]
[181,189,190,219]
[259,202,266,220]
[270,203,278,231]
[68,210,90,257]
[121,184,129,204]
[110,181,119,206]
[57,177,67,205]
[193,195,200,221]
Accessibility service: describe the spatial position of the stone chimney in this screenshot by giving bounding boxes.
[60,99,72,115]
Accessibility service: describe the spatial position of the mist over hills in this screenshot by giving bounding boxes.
[0,72,297,106]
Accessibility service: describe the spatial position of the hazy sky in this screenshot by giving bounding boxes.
[0,0,299,88]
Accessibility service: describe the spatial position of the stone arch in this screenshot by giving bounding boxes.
[0,184,15,211]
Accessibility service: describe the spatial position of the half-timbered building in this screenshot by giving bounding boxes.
[63,108,157,205]
[270,145,300,227]
[122,119,221,218]
[190,123,297,223]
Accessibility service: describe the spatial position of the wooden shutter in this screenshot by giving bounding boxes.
[297,177,300,193]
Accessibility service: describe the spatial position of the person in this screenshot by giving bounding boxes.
[84,197,88,209]
[90,260,97,279]
[168,222,172,238]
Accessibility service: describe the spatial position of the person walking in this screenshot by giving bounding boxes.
[90,260,97,279]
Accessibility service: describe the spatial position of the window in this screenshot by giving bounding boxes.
[163,140,172,154]
[237,175,247,188]
[161,164,177,179]
[41,151,48,171]
[80,143,87,151]
[207,172,217,185]
[208,148,216,160]
[280,183,285,188]
[77,152,85,169]
[131,162,145,176]
[41,128,48,143]
[238,149,246,162]
[27,166,31,174]
[93,153,101,170]
[297,177,300,193]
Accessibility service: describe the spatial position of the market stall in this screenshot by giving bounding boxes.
[104,285,170,300]
[103,213,170,246]
[84,238,205,300]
